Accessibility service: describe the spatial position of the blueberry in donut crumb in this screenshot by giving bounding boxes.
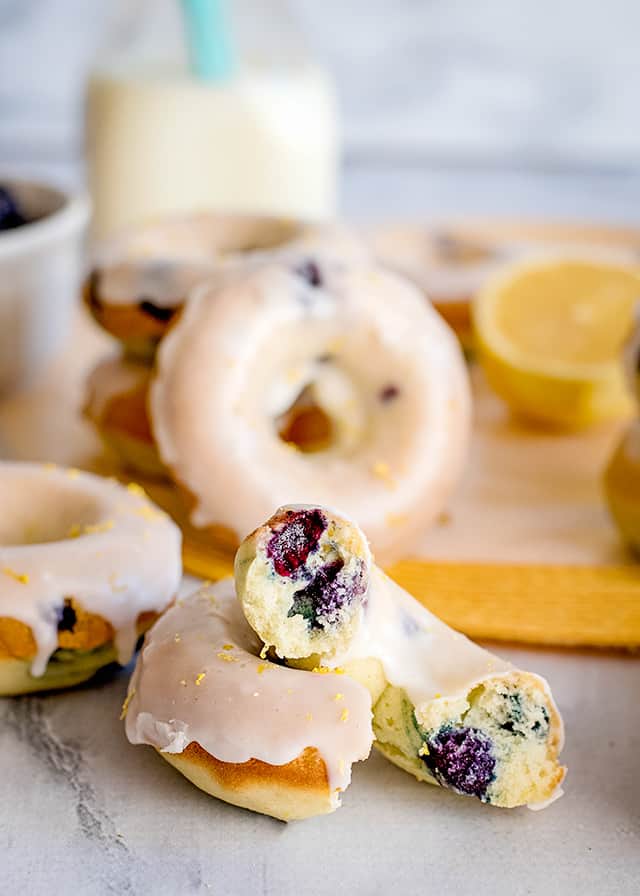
[288,557,367,629]
[138,299,178,323]
[0,186,28,230]
[379,384,400,403]
[295,259,323,288]
[56,599,77,633]
[266,508,327,578]
[422,725,496,800]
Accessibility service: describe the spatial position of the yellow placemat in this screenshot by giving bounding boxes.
[180,536,640,650]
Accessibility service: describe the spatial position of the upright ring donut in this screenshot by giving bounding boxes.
[150,254,471,563]
[84,354,164,479]
[0,463,181,695]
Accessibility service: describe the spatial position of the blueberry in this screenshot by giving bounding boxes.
[295,259,323,288]
[422,726,496,800]
[288,557,367,629]
[379,384,400,403]
[266,509,327,578]
[0,186,28,231]
[57,599,77,633]
[138,300,178,322]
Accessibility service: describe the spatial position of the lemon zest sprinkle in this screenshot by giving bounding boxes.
[371,461,396,488]
[2,567,29,584]
[195,672,206,686]
[119,689,135,720]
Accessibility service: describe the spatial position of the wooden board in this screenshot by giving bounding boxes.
[1,218,639,649]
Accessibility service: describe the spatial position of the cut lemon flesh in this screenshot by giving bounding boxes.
[473,258,640,427]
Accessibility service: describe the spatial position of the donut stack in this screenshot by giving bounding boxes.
[84,212,472,564]
[124,505,566,820]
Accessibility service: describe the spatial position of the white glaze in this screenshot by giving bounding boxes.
[368,226,511,301]
[0,463,182,675]
[97,259,217,308]
[89,212,365,308]
[151,260,470,563]
[125,579,373,796]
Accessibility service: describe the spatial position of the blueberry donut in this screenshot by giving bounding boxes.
[84,212,362,359]
[235,505,372,663]
[605,311,640,553]
[368,224,512,346]
[84,354,165,479]
[235,505,566,809]
[123,579,373,821]
[0,463,181,695]
[150,255,470,563]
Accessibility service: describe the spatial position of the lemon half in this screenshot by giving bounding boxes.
[473,258,640,427]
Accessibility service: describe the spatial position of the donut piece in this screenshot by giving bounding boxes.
[84,212,363,358]
[123,580,373,821]
[0,463,181,695]
[151,256,471,563]
[84,354,166,479]
[235,505,372,662]
[336,568,565,809]
[234,507,566,809]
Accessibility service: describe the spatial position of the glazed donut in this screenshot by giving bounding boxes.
[236,505,566,809]
[605,312,640,552]
[123,579,373,821]
[0,463,181,695]
[150,254,471,563]
[367,224,511,345]
[84,354,164,479]
[84,212,365,358]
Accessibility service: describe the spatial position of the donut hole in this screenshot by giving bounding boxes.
[276,387,334,454]
[0,480,106,545]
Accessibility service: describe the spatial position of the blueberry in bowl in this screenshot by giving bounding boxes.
[0,185,29,231]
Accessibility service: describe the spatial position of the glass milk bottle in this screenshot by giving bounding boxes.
[85,0,339,240]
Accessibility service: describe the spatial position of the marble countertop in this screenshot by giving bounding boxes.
[3,642,638,895]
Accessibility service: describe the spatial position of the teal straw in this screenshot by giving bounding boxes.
[181,0,236,81]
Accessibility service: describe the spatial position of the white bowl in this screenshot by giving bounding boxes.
[0,177,90,394]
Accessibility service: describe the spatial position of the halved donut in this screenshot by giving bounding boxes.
[233,505,566,810]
